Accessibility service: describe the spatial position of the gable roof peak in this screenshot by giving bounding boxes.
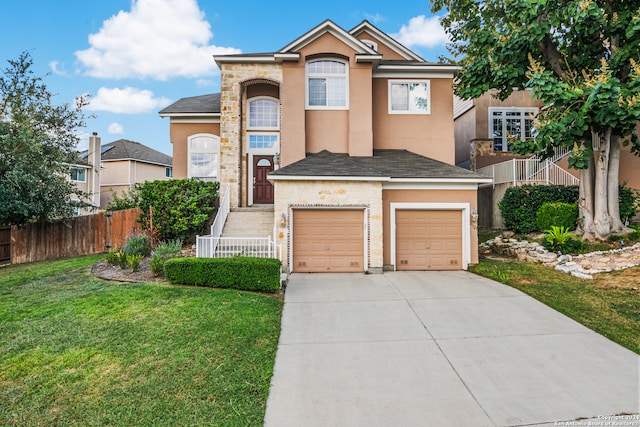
[278,19,378,56]
[349,20,425,62]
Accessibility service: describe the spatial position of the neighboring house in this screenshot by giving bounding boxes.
[68,132,101,215]
[81,139,173,208]
[454,89,640,227]
[160,19,491,273]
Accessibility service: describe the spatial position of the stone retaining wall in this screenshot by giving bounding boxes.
[480,234,640,279]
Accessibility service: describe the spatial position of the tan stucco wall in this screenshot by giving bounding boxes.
[382,189,479,267]
[620,132,640,190]
[273,180,384,272]
[372,78,456,164]
[170,122,220,179]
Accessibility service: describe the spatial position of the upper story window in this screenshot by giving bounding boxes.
[70,167,86,182]
[248,97,279,129]
[306,59,348,109]
[188,134,220,181]
[388,80,430,114]
[490,108,538,152]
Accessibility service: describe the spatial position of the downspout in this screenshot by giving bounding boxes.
[238,84,243,208]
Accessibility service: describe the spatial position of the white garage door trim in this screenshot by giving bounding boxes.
[289,206,369,273]
[390,203,471,270]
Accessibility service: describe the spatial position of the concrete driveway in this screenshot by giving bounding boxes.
[264,271,639,427]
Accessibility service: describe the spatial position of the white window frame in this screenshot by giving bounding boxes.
[305,58,349,110]
[247,96,280,130]
[187,134,220,181]
[489,107,538,152]
[69,167,87,183]
[165,167,173,178]
[388,80,431,115]
[247,132,280,154]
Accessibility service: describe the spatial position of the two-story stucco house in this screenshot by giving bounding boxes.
[160,19,491,274]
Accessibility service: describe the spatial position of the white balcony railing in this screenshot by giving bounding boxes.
[477,158,579,187]
[196,236,281,260]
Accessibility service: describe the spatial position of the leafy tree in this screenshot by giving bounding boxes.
[432,0,640,240]
[0,51,90,225]
[108,179,219,243]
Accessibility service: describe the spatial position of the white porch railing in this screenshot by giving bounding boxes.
[196,236,281,260]
[477,159,579,187]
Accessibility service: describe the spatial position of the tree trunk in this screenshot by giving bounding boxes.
[591,129,612,239]
[607,133,630,232]
[578,157,595,241]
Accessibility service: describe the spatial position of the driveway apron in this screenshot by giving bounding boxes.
[264,271,640,427]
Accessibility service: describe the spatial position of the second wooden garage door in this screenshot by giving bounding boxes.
[396,210,462,271]
[293,209,364,273]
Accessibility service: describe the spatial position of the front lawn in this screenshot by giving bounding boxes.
[470,259,640,354]
[0,256,283,426]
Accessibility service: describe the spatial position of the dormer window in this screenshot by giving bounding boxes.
[306,59,348,109]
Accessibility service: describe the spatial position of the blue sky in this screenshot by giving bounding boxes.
[0,0,449,156]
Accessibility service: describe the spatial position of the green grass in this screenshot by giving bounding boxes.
[470,259,640,354]
[0,256,283,426]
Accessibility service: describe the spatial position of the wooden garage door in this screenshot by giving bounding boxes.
[396,210,462,271]
[293,209,364,273]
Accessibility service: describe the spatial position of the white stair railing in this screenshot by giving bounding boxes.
[477,159,579,187]
[196,236,281,260]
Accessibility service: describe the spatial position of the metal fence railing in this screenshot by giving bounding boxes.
[196,236,281,260]
[477,159,579,187]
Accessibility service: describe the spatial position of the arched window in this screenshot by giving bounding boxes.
[188,134,220,181]
[248,97,279,129]
[306,59,348,109]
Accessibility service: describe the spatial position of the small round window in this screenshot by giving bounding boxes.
[257,159,271,167]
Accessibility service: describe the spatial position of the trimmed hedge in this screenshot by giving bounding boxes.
[499,185,579,234]
[536,201,579,231]
[164,257,281,293]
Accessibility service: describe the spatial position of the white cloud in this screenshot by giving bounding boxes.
[75,0,241,80]
[87,87,172,114]
[392,15,449,49]
[363,13,385,24]
[108,122,124,134]
[49,61,68,76]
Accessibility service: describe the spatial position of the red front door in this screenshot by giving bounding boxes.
[253,155,274,204]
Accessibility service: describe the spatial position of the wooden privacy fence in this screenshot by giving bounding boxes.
[3,208,142,265]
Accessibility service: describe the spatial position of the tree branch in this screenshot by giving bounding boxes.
[536,15,570,81]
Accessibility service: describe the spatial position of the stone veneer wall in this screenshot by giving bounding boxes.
[219,63,283,207]
[274,180,384,273]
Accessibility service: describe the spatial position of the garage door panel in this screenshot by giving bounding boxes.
[396,210,462,271]
[293,210,364,273]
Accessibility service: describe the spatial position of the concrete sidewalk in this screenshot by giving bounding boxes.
[264,271,640,427]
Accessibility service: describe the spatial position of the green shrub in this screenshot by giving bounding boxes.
[543,225,585,253]
[164,257,281,293]
[136,179,219,243]
[536,202,578,232]
[150,239,183,274]
[106,188,140,211]
[106,248,126,267]
[619,185,640,225]
[123,233,151,257]
[499,185,579,234]
[125,253,144,272]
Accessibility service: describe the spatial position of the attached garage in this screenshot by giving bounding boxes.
[292,209,365,273]
[395,209,462,270]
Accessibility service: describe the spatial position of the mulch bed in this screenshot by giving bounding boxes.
[91,257,167,283]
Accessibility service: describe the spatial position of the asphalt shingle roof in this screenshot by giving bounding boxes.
[100,139,172,166]
[270,150,487,180]
[159,93,220,115]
